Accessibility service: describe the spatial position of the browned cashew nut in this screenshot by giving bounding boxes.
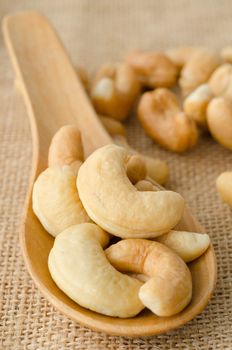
[208,63,232,100]
[165,46,203,70]
[138,88,198,152]
[207,97,232,150]
[105,239,192,316]
[48,125,84,173]
[125,50,178,88]
[91,63,140,121]
[179,50,220,96]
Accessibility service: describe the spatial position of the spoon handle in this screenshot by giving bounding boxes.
[2,11,112,166]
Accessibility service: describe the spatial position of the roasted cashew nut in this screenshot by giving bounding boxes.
[156,230,210,262]
[207,97,232,150]
[49,223,144,317]
[165,46,203,70]
[208,63,232,100]
[91,62,140,121]
[138,88,198,152]
[77,144,184,238]
[216,171,232,207]
[105,239,192,316]
[183,84,213,129]
[179,49,220,96]
[125,50,178,88]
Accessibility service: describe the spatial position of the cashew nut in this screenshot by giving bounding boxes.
[179,50,220,96]
[99,115,126,136]
[183,84,213,128]
[126,154,146,184]
[208,63,232,100]
[48,125,84,168]
[125,50,178,88]
[165,46,203,69]
[220,46,232,63]
[48,223,144,317]
[105,239,192,316]
[77,144,184,238]
[114,134,169,184]
[91,63,140,121]
[138,88,198,152]
[216,171,232,207]
[156,230,210,262]
[135,179,158,191]
[207,97,232,150]
[32,166,90,237]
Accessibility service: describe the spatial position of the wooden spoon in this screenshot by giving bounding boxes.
[2,11,217,337]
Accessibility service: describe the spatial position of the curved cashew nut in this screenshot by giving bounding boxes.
[184,84,213,129]
[207,97,232,150]
[216,171,232,207]
[32,166,91,237]
[99,115,126,136]
[48,125,84,172]
[156,230,210,262]
[138,88,198,152]
[48,223,144,317]
[179,50,220,96]
[77,144,184,238]
[126,154,147,184]
[91,62,140,121]
[135,179,158,191]
[114,134,169,184]
[105,239,192,316]
[208,63,232,100]
[125,50,178,88]
[165,46,203,69]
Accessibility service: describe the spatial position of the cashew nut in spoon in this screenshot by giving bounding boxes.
[48,125,84,173]
[156,230,210,262]
[77,144,184,238]
[33,126,90,237]
[91,62,140,121]
[48,223,144,317]
[105,239,192,316]
[114,134,169,184]
[137,88,198,152]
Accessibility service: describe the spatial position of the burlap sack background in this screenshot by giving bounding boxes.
[1,0,232,349]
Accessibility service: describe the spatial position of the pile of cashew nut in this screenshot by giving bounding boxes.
[32,125,211,318]
[78,45,232,210]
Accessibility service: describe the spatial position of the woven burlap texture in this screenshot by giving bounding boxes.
[1,0,232,349]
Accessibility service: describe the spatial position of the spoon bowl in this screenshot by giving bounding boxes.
[2,11,217,336]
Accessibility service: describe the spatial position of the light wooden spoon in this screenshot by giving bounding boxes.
[2,11,217,337]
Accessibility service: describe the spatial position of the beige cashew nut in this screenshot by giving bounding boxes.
[216,171,232,207]
[156,230,210,262]
[77,144,184,238]
[105,239,192,316]
[165,46,203,70]
[49,223,144,317]
[208,63,232,100]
